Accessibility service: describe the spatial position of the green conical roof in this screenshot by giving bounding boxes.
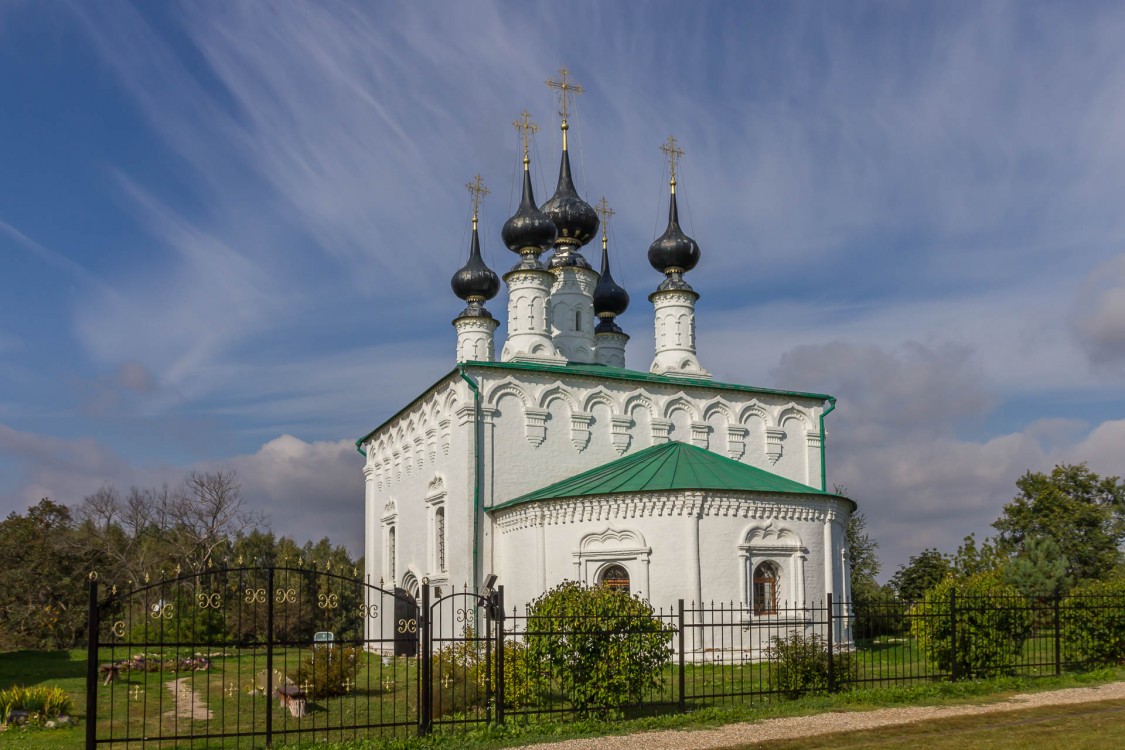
[491,441,833,511]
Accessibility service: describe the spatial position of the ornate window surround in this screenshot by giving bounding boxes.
[572,527,652,599]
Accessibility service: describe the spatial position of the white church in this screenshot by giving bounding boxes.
[358,71,855,625]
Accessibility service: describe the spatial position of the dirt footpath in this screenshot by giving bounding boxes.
[520,682,1125,750]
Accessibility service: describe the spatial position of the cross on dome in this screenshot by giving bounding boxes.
[546,66,584,125]
[660,135,684,191]
[594,196,615,242]
[465,174,489,228]
[513,110,539,165]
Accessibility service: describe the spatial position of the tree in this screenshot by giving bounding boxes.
[950,533,1002,579]
[0,499,100,649]
[992,464,1124,585]
[845,511,880,602]
[1001,536,1071,599]
[889,548,951,601]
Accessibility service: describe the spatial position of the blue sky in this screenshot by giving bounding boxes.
[1,1,1123,577]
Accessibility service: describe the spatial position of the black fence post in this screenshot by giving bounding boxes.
[419,584,431,736]
[949,589,958,682]
[485,589,493,726]
[1053,591,1062,676]
[85,577,98,750]
[265,566,274,748]
[677,599,685,712]
[495,586,505,726]
[826,593,835,692]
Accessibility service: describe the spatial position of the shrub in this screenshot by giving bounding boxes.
[910,572,1033,678]
[767,632,856,698]
[525,581,674,717]
[0,685,73,726]
[1061,578,1125,667]
[292,645,365,699]
[430,628,540,717]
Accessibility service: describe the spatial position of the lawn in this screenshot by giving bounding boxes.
[738,699,1125,749]
[2,643,1121,750]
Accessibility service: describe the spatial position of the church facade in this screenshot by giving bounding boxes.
[358,73,855,634]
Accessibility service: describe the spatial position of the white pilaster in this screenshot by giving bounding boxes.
[454,315,499,363]
[501,268,565,363]
[649,288,710,378]
[550,266,598,363]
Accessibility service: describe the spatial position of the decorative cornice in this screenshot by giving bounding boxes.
[493,491,843,532]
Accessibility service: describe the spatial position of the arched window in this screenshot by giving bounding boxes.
[574,309,582,332]
[434,506,446,572]
[599,564,631,593]
[753,562,778,615]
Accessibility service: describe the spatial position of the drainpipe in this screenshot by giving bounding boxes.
[819,397,836,493]
[458,366,482,595]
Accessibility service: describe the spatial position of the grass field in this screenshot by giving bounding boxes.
[2,646,1121,750]
[740,700,1125,750]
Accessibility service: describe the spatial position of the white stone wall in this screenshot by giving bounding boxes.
[492,492,849,609]
[472,368,826,506]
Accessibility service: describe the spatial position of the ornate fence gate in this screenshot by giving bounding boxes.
[85,565,422,748]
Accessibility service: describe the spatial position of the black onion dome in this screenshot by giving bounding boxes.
[540,148,599,249]
[451,226,500,306]
[594,241,630,329]
[502,168,557,255]
[647,191,700,274]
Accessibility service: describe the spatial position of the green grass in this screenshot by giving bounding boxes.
[2,646,1122,750]
[723,699,1125,749]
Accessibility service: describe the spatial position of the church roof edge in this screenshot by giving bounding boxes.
[465,360,832,402]
[489,440,855,511]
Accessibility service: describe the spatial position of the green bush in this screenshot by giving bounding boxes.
[525,581,674,717]
[767,632,856,698]
[910,572,1033,678]
[1061,579,1125,666]
[430,628,540,716]
[292,645,365,700]
[0,685,73,725]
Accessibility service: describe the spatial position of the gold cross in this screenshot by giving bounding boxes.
[130,685,144,701]
[301,679,312,698]
[342,677,354,693]
[513,110,539,164]
[660,135,685,188]
[225,682,236,697]
[546,66,584,124]
[465,174,489,227]
[594,197,615,240]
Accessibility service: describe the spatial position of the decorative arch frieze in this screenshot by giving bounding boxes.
[485,379,531,409]
[623,392,657,419]
[738,401,772,427]
[777,405,812,430]
[663,394,700,422]
[583,389,617,414]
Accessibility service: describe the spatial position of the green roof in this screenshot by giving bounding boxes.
[491,441,842,511]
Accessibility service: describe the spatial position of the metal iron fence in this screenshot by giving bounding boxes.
[86,575,1125,748]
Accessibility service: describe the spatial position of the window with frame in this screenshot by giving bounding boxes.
[599,564,631,593]
[752,561,779,615]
